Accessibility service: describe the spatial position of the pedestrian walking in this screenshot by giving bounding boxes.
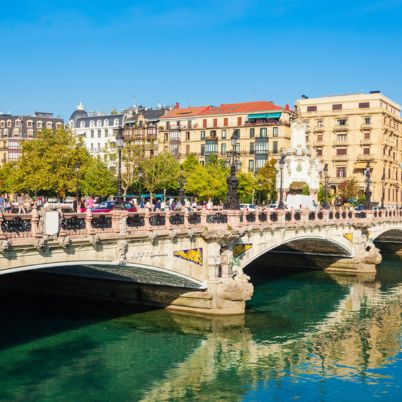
[18,194,26,214]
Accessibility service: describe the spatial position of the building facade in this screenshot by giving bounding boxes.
[159,101,292,172]
[297,92,402,207]
[69,103,123,168]
[0,112,63,165]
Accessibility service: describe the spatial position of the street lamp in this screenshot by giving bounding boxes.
[75,160,80,212]
[323,163,329,209]
[115,126,124,209]
[225,129,240,210]
[258,180,262,206]
[364,161,372,210]
[278,153,285,209]
[381,171,385,209]
[178,165,186,205]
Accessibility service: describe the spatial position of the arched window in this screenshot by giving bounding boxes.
[97,120,102,127]
[114,118,119,126]
[80,121,85,128]
[104,119,109,127]
[90,120,95,127]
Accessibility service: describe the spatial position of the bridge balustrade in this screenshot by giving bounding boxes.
[169,213,185,226]
[91,214,112,230]
[246,212,256,223]
[60,213,86,232]
[127,213,145,228]
[0,215,32,236]
[258,212,267,222]
[149,213,166,226]
[187,212,201,225]
[206,213,228,224]
[269,212,278,222]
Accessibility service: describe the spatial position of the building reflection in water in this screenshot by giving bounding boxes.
[140,263,402,402]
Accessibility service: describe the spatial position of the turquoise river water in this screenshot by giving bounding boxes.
[0,255,401,401]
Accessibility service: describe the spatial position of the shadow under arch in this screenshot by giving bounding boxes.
[372,228,402,256]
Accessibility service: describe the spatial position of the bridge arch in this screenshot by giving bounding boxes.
[0,261,207,290]
[240,235,353,272]
[371,228,402,242]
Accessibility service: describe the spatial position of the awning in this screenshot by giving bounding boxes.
[354,162,367,169]
[247,112,282,119]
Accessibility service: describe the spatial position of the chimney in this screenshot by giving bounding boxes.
[175,102,180,109]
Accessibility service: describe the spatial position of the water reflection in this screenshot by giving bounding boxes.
[0,258,400,401]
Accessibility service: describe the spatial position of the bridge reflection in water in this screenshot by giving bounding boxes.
[0,257,401,401]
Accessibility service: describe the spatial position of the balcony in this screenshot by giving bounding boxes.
[332,154,349,161]
[333,125,349,132]
[357,154,374,162]
[169,138,181,144]
[205,136,218,142]
[255,149,268,155]
[314,126,324,133]
[360,138,372,145]
[360,124,372,130]
[245,120,283,127]
[333,139,348,145]
[313,140,324,146]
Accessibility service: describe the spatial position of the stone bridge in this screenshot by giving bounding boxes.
[0,207,401,315]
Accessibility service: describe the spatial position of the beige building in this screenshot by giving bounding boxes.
[159,101,292,172]
[297,92,402,207]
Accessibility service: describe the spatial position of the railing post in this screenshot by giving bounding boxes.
[165,209,171,229]
[85,208,93,234]
[184,210,189,229]
[144,210,151,231]
[278,210,286,225]
[30,204,39,237]
[201,210,208,227]
[227,210,241,229]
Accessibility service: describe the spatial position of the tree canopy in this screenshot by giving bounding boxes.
[255,159,277,203]
[337,178,359,203]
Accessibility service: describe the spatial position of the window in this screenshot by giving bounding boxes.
[364,117,371,125]
[363,147,370,155]
[201,131,205,140]
[272,141,278,154]
[250,128,255,138]
[97,130,101,138]
[237,117,242,126]
[337,167,346,178]
[307,106,317,112]
[332,104,342,111]
[186,144,190,155]
[80,121,85,128]
[317,120,323,127]
[15,120,21,127]
[203,119,207,128]
[186,131,190,141]
[7,120,12,127]
[210,130,217,138]
[221,143,226,155]
[97,143,101,151]
[260,128,267,138]
[336,148,347,155]
[337,134,347,141]
[273,127,278,137]
[91,130,94,138]
[97,120,102,127]
[164,133,168,142]
[201,144,205,156]
[316,148,323,156]
[213,118,217,128]
[224,117,228,126]
[0,121,4,128]
[255,139,268,154]
[337,119,347,126]
[249,142,255,154]
[248,159,254,172]
[104,119,109,127]
[90,120,95,127]
[303,120,309,128]
[114,118,119,126]
[90,143,94,151]
[317,134,323,141]
[26,120,32,128]
[222,130,227,139]
[359,102,370,108]
[104,129,108,137]
[364,131,370,139]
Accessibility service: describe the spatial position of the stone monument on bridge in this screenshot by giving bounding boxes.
[276,120,323,209]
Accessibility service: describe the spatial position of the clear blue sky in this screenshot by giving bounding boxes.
[1,0,402,119]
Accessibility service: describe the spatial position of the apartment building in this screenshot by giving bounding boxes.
[0,112,64,165]
[297,92,402,206]
[159,101,292,172]
[69,103,123,168]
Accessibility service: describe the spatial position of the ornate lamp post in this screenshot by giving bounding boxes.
[225,129,241,210]
[75,160,80,212]
[381,171,385,209]
[323,163,329,209]
[278,153,285,209]
[364,161,372,210]
[178,165,186,205]
[115,127,124,209]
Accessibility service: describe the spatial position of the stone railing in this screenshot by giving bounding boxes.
[0,206,402,239]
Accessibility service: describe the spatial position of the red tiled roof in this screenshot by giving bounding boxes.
[199,101,283,116]
[162,105,211,119]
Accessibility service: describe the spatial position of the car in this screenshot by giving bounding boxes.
[267,204,279,210]
[90,201,137,213]
[240,203,256,211]
[354,204,364,211]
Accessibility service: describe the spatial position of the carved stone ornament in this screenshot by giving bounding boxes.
[116,240,128,265]
[34,237,46,251]
[58,235,71,249]
[119,216,127,236]
[88,233,101,246]
[0,239,11,253]
[363,244,382,265]
[217,278,254,302]
[201,230,241,246]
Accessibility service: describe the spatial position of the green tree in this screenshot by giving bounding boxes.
[185,155,228,203]
[302,184,310,195]
[11,128,89,197]
[80,158,116,196]
[237,172,256,203]
[337,178,359,203]
[0,162,16,194]
[318,184,334,205]
[140,152,180,202]
[256,159,277,204]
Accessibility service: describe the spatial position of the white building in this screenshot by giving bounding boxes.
[69,102,123,169]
